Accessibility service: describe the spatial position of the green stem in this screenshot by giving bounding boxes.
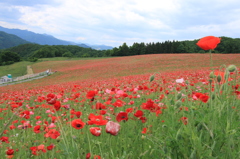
[210,49,213,70]
[87,132,92,155]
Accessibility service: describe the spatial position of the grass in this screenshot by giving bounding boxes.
[0,61,34,77]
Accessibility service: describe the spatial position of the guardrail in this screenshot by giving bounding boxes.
[14,72,48,81]
[0,70,52,86]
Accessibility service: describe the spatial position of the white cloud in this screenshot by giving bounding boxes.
[1,0,240,46]
[76,37,86,41]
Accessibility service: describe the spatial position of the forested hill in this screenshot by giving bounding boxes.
[106,36,240,56]
[6,44,105,58]
[0,31,30,49]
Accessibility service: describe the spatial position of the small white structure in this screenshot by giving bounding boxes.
[0,76,13,83]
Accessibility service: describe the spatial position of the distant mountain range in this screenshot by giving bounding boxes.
[0,26,113,50]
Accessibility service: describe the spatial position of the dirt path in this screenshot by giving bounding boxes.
[27,65,34,75]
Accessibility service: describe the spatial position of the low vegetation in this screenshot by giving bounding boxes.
[0,54,239,158]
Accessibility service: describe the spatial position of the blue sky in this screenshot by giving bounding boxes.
[0,0,240,47]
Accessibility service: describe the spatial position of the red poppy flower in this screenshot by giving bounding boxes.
[116,111,128,122]
[199,94,209,103]
[155,110,162,116]
[89,127,101,136]
[99,110,107,115]
[19,110,31,119]
[30,144,47,155]
[112,99,126,107]
[53,101,61,111]
[35,116,41,120]
[106,121,120,136]
[47,144,55,150]
[44,129,60,139]
[86,153,91,159]
[37,144,47,153]
[6,149,14,155]
[180,117,188,125]
[9,124,16,130]
[139,116,147,123]
[30,146,38,155]
[141,99,158,112]
[126,107,134,113]
[134,110,144,118]
[46,93,57,105]
[196,36,221,50]
[141,127,147,134]
[33,125,41,133]
[86,90,97,99]
[94,155,101,159]
[75,111,82,118]
[92,102,106,110]
[0,136,9,143]
[193,92,209,103]
[71,119,85,129]
[87,113,108,125]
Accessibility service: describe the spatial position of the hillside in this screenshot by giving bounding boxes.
[0,31,30,49]
[1,54,239,90]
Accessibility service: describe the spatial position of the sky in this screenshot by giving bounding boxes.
[0,0,240,47]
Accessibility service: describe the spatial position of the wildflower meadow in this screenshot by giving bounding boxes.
[0,37,240,158]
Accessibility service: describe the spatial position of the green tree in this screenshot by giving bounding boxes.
[0,51,21,65]
[62,51,73,57]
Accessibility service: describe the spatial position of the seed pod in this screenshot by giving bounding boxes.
[227,65,237,72]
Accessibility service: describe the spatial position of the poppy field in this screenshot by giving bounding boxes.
[0,53,240,159]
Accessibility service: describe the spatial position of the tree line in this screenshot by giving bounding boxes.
[0,36,239,66]
[107,36,240,56]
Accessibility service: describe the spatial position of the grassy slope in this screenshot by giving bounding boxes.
[0,61,34,77]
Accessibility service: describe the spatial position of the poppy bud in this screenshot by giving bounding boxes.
[227,65,237,72]
[177,93,182,100]
[209,71,215,78]
[211,94,215,100]
[217,75,222,83]
[149,75,155,82]
[175,100,182,108]
[209,79,213,83]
